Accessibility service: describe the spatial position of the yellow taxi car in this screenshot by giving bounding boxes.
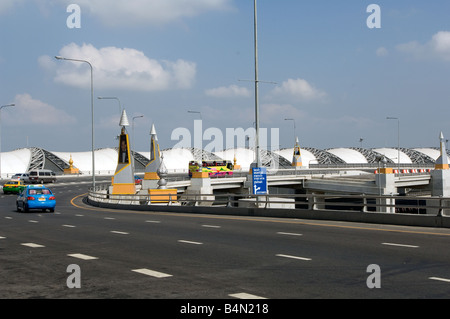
[3,180,27,194]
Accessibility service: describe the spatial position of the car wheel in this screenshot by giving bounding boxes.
[49,208,54,213]
[24,204,29,213]
[16,203,21,212]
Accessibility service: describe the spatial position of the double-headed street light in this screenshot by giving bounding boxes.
[98,96,122,114]
[188,110,203,163]
[55,56,95,188]
[0,103,14,179]
[284,118,296,145]
[187,110,202,120]
[386,116,400,173]
[132,115,144,159]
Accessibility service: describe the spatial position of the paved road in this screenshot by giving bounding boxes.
[1,180,450,300]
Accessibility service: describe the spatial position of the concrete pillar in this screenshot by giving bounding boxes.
[185,172,214,206]
[428,169,450,216]
[427,132,450,215]
[308,192,326,210]
[375,168,396,213]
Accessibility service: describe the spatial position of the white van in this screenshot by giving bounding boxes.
[28,169,57,184]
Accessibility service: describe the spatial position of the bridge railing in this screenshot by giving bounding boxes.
[87,187,450,217]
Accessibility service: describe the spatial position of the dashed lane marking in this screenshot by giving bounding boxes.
[276,254,312,261]
[277,232,303,236]
[429,277,450,283]
[229,293,267,299]
[21,243,45,248]
[110,231,129,235]
[68,253,98,260]
[132,268,172,278]
[382,242,419,248]
[178,240,203,245]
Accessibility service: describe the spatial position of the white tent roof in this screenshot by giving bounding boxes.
[373,148,412,164]
[0,146,444,179]
[327,148,368,164]
[1,149,31,177]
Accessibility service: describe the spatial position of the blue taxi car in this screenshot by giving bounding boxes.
[16,185,56,213]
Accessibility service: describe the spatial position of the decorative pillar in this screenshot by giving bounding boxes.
[292,137,303,167]
[111,110,136,195]
[142,123,161,190]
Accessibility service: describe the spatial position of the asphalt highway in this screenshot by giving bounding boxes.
[1,180,450,300]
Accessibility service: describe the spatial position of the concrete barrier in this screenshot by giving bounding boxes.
[86,196,450,229]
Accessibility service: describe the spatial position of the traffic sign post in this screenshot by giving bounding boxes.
[252,167,267,195]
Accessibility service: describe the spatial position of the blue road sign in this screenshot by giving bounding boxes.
[252,167,267,195]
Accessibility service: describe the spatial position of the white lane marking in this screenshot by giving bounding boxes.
[111,231,129,235]
[0,236,5,239]
[276,254,312,261]
[132,268,172,278]
[382,242,419,248]
[21,243,45,248]
[28,220,38,223]
[62,225,76,228]
[229,293,267,300]
[429,277,450,283]
[104,217,115,220]
[68,253,98,260]
[75,214,84,217]
[178,240,203,245]
[202,225,221,229]
[145,220,161,223]
[277,232,303,236]
[4,216,12,220]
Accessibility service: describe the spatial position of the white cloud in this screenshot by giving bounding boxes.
[57,0,234,27]
[397,31,450,62]
[270,78,327,101]
[261,103,306,123]
[8,94,76,125]
[430,31,450,61]
[0,0,18,15]
[376,47,388,57]
[40,43,196,91]
[205,85,251,98]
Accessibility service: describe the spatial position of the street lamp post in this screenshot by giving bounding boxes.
[284,118,296,145]
[97,96,122,115]
[0,104,14,180]
[254,0,261,168]
[132,115,144,160]
[55,56,95,188]
[187,110,202,120]
[188,110,203,164]
[386,117,400,173]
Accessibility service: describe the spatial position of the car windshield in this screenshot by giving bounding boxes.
[28,188,51,195]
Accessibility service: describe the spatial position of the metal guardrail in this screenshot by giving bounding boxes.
[87,188,450,216]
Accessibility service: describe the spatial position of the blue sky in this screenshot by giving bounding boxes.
[1,0,450,153]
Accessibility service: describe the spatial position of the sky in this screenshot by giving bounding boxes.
[2,0,450,153]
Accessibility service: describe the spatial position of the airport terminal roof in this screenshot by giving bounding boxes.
[0,146,447,179]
